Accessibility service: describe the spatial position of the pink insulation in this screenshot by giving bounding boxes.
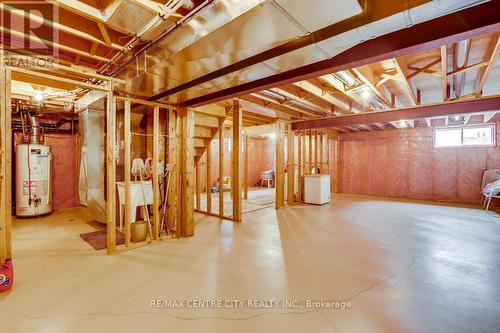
[338,121,500,204]
[13,133,79,210]
[431,148,457,202]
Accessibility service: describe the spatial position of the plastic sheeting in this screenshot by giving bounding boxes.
[338,122,500,204]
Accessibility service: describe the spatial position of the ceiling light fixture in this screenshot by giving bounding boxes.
[360,88,371,99]
[33,91,44,103]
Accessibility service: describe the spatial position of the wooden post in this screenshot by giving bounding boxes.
[124,100,131,247]
[167,110,178,235]
[275,119,286,209]
[152,106,160,239]
[326,135,330,176]
[319,132,324,174]
[243,135,248,200]
[286,123,294,205]
[218,118,224,217]
[297,131,302,203]
[106,92,117,254]
[195,162,201,211]
[232,100,242,222]
[206,141,212,215]
[308,129,312,175]
[178,103,194,237]
[334,139,340,193]
[0,58,12,262]
[314,130,319,172]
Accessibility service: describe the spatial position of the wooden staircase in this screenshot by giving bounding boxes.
[193,110,230,165]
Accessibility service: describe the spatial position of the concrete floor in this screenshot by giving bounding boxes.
[1,195,500,332]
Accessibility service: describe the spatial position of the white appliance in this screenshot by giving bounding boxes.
[304,175,330,205]
[15,144,52,216]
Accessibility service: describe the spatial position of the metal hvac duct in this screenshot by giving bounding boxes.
[453,39,471,98]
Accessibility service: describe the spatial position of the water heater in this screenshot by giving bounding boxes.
[15,144,52,216]
[15,115,53,216]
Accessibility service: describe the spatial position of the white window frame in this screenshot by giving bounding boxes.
[433,123,496,148]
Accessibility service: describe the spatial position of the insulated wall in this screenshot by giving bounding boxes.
[14,132,79,210]
[338,121,500,204]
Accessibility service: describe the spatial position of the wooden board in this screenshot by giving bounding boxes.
[232,100,242,221]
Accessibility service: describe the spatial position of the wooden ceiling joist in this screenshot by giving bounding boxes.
[1,3,125,51]
[475,32,500,97]
[292,80,349,114]
[393,57,419,106]
[441,45,448,101]
[292,95,500,131]
[271,86,331,116]
[0,26,109,63]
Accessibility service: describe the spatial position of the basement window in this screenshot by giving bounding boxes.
[434,124,495,148]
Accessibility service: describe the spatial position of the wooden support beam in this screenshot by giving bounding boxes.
[292,95,500,130]
[0,25,109,63]
[308,129,312,175]
[178,101,194,237]
[167,110,178,235]
[206,141,212,215]
[275,119,286,209]
[319,132,324,174]
[2,2,126,51]
[393,57,419,105]
[183,1,500,108]
[9,66,109,91]
[243,136,248,200]
[314,130,319,171]
[287,123,294,206]
[407,58,441,79]
[334,140,340,193]
[195,162,201,211]
[97,22,112,46]
[232,100,243,221]
[326,134,330,176]
[476,33,500,97]
[252,92,319,118]
[152,107,160,239]
[297,131,303,203]
[124,100,131,247]
[218,118,225,217]
[272,86,330,115]
[441,45,448,101]
[106,92,117,254]
[0,59,12,263]
[350,68,391,109]
[292,80,349,114]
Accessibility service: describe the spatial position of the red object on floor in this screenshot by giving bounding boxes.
[0,260,14,292]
